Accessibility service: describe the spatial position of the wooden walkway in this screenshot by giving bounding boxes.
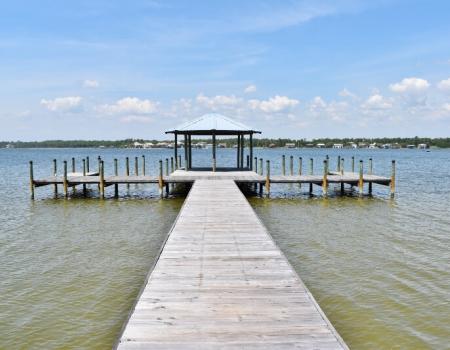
[116,179,348,349]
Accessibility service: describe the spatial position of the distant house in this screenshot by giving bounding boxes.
[285,143,296,148]
[218,143,227,148]
[418,143,428,149]
[268,143,277,148]
[133,141,144,148]
[359,142,367,148]
[381,144,391,149]
[369,143,377,149]
[316,143,325,148]
[349,142,358,149]
[332,143,343,149]
[406,145,415,149]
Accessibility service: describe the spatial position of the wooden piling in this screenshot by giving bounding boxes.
[368,158,373,194]
[290,155,293,176]
[63,160,68,198]
[86,156,90,172]
[359,160,364,196]
[142,155,146,175]
[72,157,75,173]
[298,157,302,188]
[158,160,164,198]
[390,160,396,198]
[309,158,313,194]
[100,160,105,199]
[53,159,57,196]
[165,158,169,176]
[259,158,263,176]
[282,155,285,175]
[337,155,341,172]
[29,161,35,200]
[135,156,139,176]
[171,157,174,174]
[351,156,355,173]
[114,158,119,198]
[82,159,87,196]
[126,157,129,176]
[265,160,270,197]
[340,158,345,193]
[322,159,328,196]
[254,157,258,173]
[97,156,101,173]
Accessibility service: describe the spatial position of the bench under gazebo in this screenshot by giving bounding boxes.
[165,113,261,171]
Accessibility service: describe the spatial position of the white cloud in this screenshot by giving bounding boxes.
[244,84,257,93]
[83,79,99,88]
[99,97,159,115]
[389,77,430,93]
[443,103,450,112]
[120,115,152,123]
[362,94,392,110]
[437,78,450,90]
[196,94,242,110]
[248,95,299,112]
[40,96,82,112]
[310,96,327,110]
[339,88,357,99]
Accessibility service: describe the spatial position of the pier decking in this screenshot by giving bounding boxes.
[116,179,348,349]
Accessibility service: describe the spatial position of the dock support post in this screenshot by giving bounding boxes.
[240,135,245,168]
[53,159,58,197]
[72,157,76,193]
[82,159,87,196]
[63,160,68,198]
[309,158,313,194]
[142,155,146,175]
[390,160,396,198]
[265,160,270,197]
[29,161,35,200]
[298,157,302,188]
[337,155,341,172]
[135,156,139,176]
[249,133,253,170]
[86,156,90,173]
[125,157,130,190]
[158,160,164,198]
[322,159,328,196]
[340,158,345,193]
[259,158,263,176]
[254,157,258,173]
[358,160,364,196]
[351,156,355,173]
[171,157,174,174]
[290,156,293,176]
[100,160,105,199]
[114,158,118,198]
[368,158,373,194]
[282,155,285,175]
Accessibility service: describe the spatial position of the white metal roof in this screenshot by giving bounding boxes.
[166,114,260,134]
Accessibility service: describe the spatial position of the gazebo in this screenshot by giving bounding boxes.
[165,113,261,171]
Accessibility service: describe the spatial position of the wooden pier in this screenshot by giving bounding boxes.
[115,179,348,349]
[29,157,395,199]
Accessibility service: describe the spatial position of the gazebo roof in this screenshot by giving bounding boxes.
[166,113,261,135]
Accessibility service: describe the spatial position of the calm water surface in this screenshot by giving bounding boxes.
[0,148,449,349]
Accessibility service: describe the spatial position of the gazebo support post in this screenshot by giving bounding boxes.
[212,132,216,172]
[188,134,192,169]
[237,134,241,168]
[249,133,253,170]
[174,133,178,169]
[184,134,188,170]
[240,134,244,168]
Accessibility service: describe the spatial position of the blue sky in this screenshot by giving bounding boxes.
[1,0,450,140]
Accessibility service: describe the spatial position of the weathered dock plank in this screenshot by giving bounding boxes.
[116,179,348,349]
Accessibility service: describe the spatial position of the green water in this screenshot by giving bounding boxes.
[1,148,449,349]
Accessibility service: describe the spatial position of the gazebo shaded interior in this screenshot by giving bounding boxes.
[166,114,261,171]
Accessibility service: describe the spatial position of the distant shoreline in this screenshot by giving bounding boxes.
[1,137,449,149]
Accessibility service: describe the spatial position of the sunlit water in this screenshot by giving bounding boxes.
[1,148,449,349]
